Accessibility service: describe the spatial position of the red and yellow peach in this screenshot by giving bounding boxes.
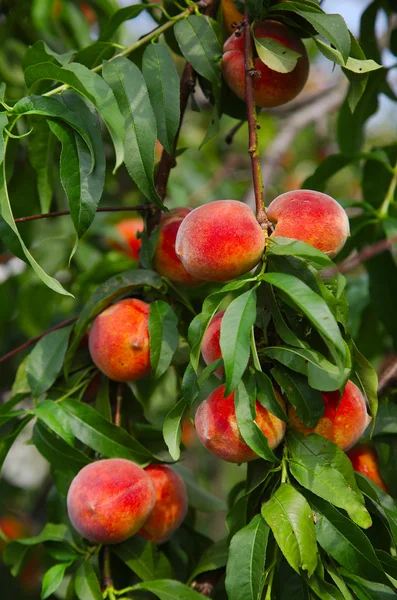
[347,444,388,493]
[111,218,144,261]
[201,310,225,378]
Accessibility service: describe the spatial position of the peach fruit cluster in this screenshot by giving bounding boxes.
[67,459,187,545]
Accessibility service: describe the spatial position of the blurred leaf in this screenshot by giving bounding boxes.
[42,561,73,600]
[163,398,187,461]
[26,325,72,398]
[0,113,8,166]
[60,399,153,464]
[174,16,222,84]
[74,561,102,600]
[340,569,396,598]
[271,367,323,428]
[288,431,372,528]
[98,4,148,41]
[189,538,228,582]
[225,514,269,600]
[372,404,397,437]
[173,464,227,512]
[221,288,257,395]
[235,379,279,462]
[254,35,302,73]
[131,580,204,599]
[262,483,318,576]
[65,269,163,375]
[255,369,289,422]
[114,537,173,581]
[142,44,180,156]
[352,342,378,421]
[102,57,162,207]
[149,301,179,379]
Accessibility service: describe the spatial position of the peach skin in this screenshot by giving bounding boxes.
[195,384,286,463]
[153,208,203,286]
[175,200,265,282]
[201,310,225,379]
[288,380,371,451]
[139,465,188,543]
[222,20,309,108]
[67,459,156,544]
[222,0,243,34]
[267,189,350,258]
[89,298,151,382]
[112,218,144,261]
[347,444,388,493]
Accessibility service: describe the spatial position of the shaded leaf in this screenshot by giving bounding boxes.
[149,301,179,379]
[174,16,222,84]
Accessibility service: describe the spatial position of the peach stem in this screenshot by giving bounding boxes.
[243,4,269,230]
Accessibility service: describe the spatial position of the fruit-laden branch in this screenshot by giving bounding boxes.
[243,5,269,229]
[0,316,77,365]
[13,204,155,224]
[244,81,347,210]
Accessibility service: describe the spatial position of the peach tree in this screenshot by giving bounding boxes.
[0,0,397,599]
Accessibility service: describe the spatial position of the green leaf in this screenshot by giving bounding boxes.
[26,325,72,398]
[113,537,172,582]
[27,118,54,213]
[189,538,228,583]
[271,367,323,428]
[65,269,163,375]
[288,431,372,528]
[305,492,389,585]
[254,35,301,73]
[235,379,279,463]
[261,272,346,365]
[267,285,309,349]
[42,561,72,600]
[0,416,33,474]
[33,421,90,474]
[314,38,382,74]
[142,44,180,155]
[0,113,8,167]
[255,369,288,422]
[48,93,105,240]
[10,356,31,401]
[262,483,318,576]
[220,288,257,395]
[34,400,76,446]
[372,404,397,437]
[306,572,346,600]
[102,57,162,208]
[298,10,351,62]
[73,42,119,69]
[262,346,349,391]
[174,16,222,84]
[225,514,269,600]
[149,301,179,379]
[340,569,396,599]
[352,342,378,421]
[266,237,332,268]
[23,62,125,170]
[163,398,187,462]
[23,40,69,71]
[98,4,149,41]
[74,561,102,600]
[59,399,153,464]
[172,464,227,512]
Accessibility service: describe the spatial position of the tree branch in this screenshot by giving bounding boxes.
[0,317,77,365]
[378,358,397,396]
[13,204,155,224]
[243,6,269,229]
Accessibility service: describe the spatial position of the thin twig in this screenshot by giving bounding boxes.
[0,317,77,365]
[243,5,269,229]
[115,383,123,428]
[103,546,113,592]
[225,119,244,144]
[14,204,155,224]
[378,358,397,396]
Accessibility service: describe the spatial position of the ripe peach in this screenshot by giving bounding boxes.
[201,310,225,378]
[153,208,203,286]
[288,380,371,451]
[0,516,28,546]
[181,418,196,448]
[139,465,188,543]
[222,0,243,34]
[112,218,144,261]
[267,189,350,258]
[67,459,156,544]
[195,384,286,463]
[89,298,151,382]
[347,444,388,493]
[222,21,309,108]
[175,200,265,282]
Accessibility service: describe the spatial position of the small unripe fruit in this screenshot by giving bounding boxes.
[89,298,151,382]
[153,208,203,286]
[288,380,371,451]
[347,444,388,493]
[139,465,188,543]
[222,20,309,108]
[112,218,144,261]
[175,200,265,282]
[195,384,286,463]
[201,310,225,379]
[67,459,156,544]
[267,189,350,258]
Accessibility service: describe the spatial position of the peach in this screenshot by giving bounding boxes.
[0,516,28,546]
[222,20,309,108]
[139,465,188,543]
[288,380,371,451]
[222,0,243,34]
[195,384,286,463]
[175,200,265,282]
[67,459,156,544]
[267,189,350,258]
[153,208,203,286]
[112,218,144,261]
[89,298,151,382]
[201,310,225,378]
[347,444,388,493]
